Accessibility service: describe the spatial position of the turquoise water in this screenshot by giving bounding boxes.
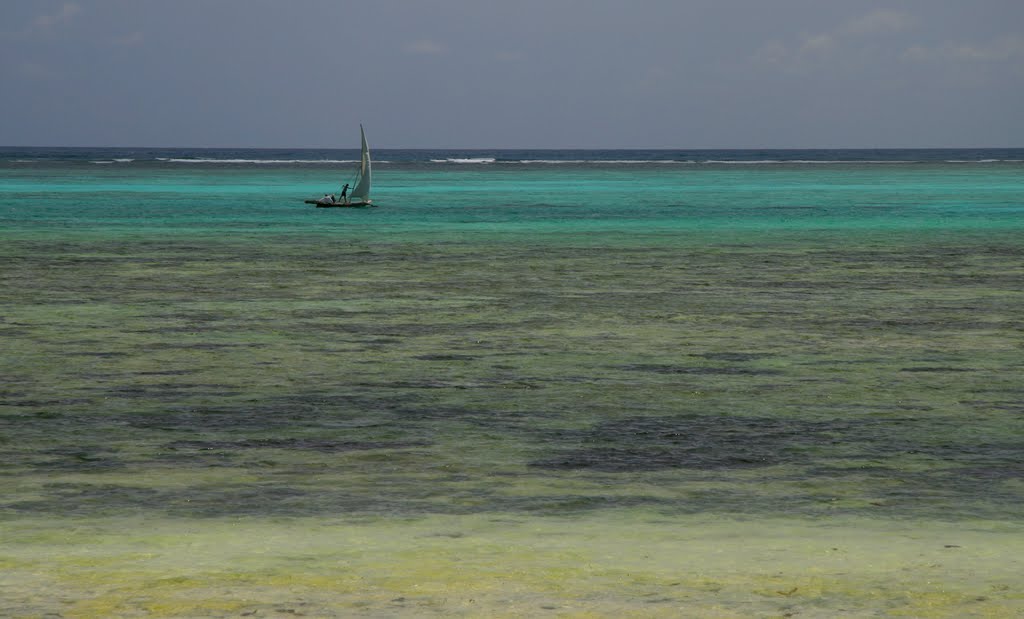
[4,156,1023,236]
[2,149,1024,617]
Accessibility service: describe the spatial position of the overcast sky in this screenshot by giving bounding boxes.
[2,0,1022,148]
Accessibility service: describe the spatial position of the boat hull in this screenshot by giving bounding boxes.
[305,200,375,208]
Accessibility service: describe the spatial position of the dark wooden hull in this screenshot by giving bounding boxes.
[305,200,375,208]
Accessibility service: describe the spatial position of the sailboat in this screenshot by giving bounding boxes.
[305,124,374,208]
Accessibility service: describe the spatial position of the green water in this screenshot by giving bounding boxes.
[2,157,1023,616]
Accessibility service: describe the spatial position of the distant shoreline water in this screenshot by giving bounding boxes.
[3,146,1023,167]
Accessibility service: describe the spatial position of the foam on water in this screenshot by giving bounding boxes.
[6,146,1024,167]
[430,157,498,164]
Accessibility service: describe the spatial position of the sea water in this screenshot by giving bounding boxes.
[2,148,1023,617]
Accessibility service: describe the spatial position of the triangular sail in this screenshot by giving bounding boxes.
[349,125,371,202]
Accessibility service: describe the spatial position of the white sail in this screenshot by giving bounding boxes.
[349,124,371,202]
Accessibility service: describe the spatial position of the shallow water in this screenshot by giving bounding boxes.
[2,149,1023,616]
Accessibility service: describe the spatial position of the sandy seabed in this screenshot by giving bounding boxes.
[3,230,1023,618]
[3,513,1023,618]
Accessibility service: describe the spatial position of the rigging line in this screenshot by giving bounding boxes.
[340,169,359,196]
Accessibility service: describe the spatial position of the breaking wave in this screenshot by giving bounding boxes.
[430,158,497,164]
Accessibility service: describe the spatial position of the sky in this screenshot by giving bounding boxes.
[1,0,1023,149]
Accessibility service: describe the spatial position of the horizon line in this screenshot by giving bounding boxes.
[3,144,1022,151]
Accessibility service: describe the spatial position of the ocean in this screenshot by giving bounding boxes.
[2,147,1023,617]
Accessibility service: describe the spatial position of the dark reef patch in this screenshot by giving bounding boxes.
[695,352,776,362]
[122,391,418,433]
[617,364,782,376]
[899,366,977,373]
[33,447,125,472]
[531,415,818,472]
[164,438,429,453]
[414,354,478,361]
[530,414,1024,474]
[65,351,130,358]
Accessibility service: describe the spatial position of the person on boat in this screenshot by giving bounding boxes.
[340,183,349,204]
[318,194,332,205]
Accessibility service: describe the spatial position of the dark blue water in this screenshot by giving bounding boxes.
[3,146,1023,166]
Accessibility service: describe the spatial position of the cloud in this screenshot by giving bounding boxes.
[1,1,81,39]
[16,61,61,80]
[753,9,915,72]
[753,40,788,67]
[841,10,914,36]
[112,31,145,47]
[799,33,836,56]
[496,50,526,63]
[33,2,81,30]
[406,39,446,55]
[751,33,836,72]
[903,36,1024,63]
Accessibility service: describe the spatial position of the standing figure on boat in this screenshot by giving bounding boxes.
[303,125,372,208]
